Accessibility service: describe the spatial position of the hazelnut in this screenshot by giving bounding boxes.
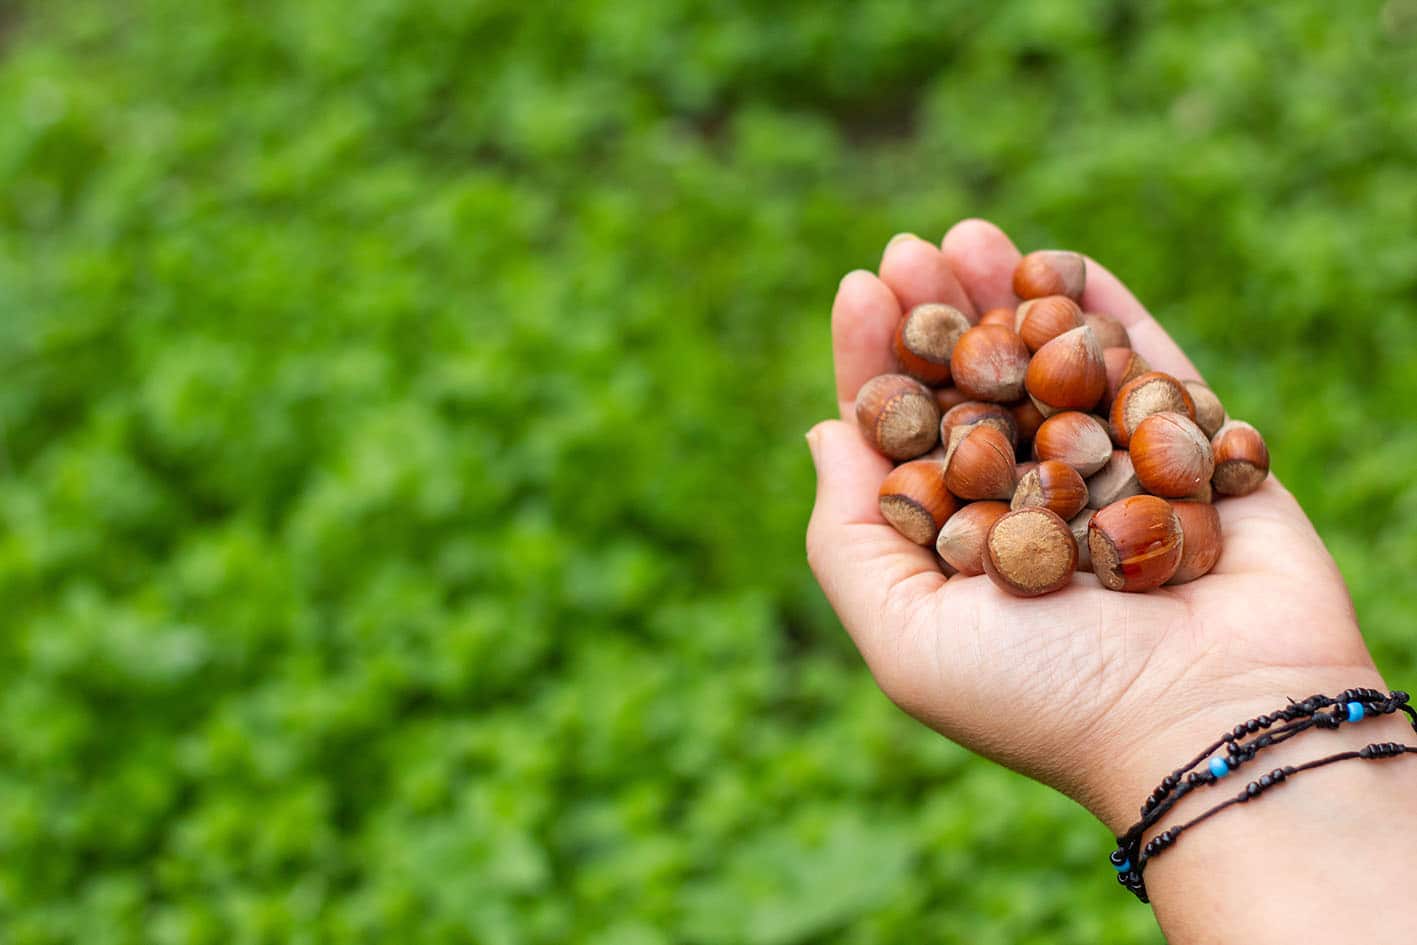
[1011,459,1088,519]
[1109,371,1197,447]
[878,460,958,545]
[1068,509,1096,572]
[935,500,1010,576]
[1167,500,1223,585]
[941,401,1018,448]
[893,303,971,385]
[1087,495,1184,592]
[1129,411,1215,497]
[1015,295,1085,352]
[1085,312,1130,349]
[1085,450,1142,508]
[950,324,1031,403]
[1013,250,1086,301]
[1185,381,1227,438]
[934,386,971,413]
[855,373,941,460]
[1032,411,1112,477]
[982,507,1078,597]
[979,307,1016,328]
[944,425,1016,500]
[1010,398,1046,447]
[1211,420,1270,496]
[1101,347,1150,411]
[1025,326,1105,415]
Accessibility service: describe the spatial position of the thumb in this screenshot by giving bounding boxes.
[805,420,942,650]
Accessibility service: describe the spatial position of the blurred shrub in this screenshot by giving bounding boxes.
[0,0,1413,942]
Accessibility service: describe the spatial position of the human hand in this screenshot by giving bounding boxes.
[805,220,1389,834]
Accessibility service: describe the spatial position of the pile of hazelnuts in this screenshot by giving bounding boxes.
[861,250,1271,597]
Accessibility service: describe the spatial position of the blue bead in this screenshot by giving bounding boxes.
[1209,756,1230,778]
[1112,857,1131,873]
[1347,701,1365,723]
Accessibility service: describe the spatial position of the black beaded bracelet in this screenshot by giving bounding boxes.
[1110,689,1417,903]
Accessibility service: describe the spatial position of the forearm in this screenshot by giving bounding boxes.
[1090,668,1417,942]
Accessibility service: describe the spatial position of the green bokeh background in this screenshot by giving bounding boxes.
[2,1,1416,942]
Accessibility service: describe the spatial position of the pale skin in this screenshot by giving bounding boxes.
[806,220,1417,941]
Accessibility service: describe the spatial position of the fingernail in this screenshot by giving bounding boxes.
[886,232,919,250]
[805,428,822,466]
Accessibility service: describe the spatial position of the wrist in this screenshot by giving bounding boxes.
[1080,663,1394,834]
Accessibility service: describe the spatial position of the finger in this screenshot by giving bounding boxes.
[805,419,945,650]
[1080,258,1204,382]
[832,269,903,419]
[879,234,977,319]
[941,218,1023,313]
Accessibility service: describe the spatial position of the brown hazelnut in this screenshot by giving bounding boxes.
[1015,295,1085,353]
[979,307,1016,328]
[1101,347,1150,411]
[950,324,1031,403]
[942,401,1018,448]
[1185,381,1227,438]
[1011,459,1088,519]
[1129,411,1215,497]
[1013,250,1086,301]
[934,386,971,413]
[1167,500,1223,585]
[1084,312,1130,349]
[1025,326,1105,415]
[855,373,941,460]
[1068,509,1096,572]
[1085,450,1142,509]
[1211,420,1270,496]
[944,425,1016,500]
[893,303,971,385]
[1010,398,1046,447]
[1032,411,1112,477]
[1109,371,1197,447]
[1087,495,1184,592]
[878,460,957,545]
[935,500,1010,576]
[982,507,1078,597]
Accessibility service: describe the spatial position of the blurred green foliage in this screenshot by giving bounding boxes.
[0,0,1415,942]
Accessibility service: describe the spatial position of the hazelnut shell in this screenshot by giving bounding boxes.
[855,373,941,460]
[982,507,1079,597]
[879,460,957,545]
[1088,495,1184,592]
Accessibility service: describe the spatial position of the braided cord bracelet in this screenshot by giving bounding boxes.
[1110,689,1417,903]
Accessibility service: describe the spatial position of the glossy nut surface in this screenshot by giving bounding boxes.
[941,401,1018,448]
[1211,420,1270,496]
[935,500,1010,576]
[1013,250,1086,301]
[1088,495,1184,592]
[1025,326,1105,414]
[878,460,957,545]
[950,325,1031,403]
[1167,500,1223,584]
[855,373,940,460]
[1109,371,1197,447]
[1129,411,1215,497]
[1033,411,1112,477]
[944,424,1016,500]
[1011,459,1088,519]
[1015,295,1084,352]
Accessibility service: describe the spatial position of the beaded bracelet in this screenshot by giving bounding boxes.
[1110,689,1417,903]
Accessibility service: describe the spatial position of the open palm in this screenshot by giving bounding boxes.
[806,220,1381,828]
